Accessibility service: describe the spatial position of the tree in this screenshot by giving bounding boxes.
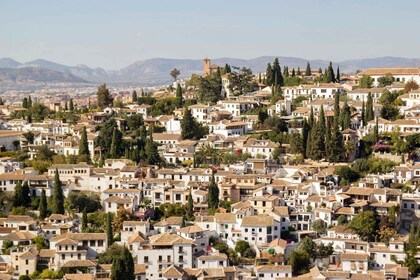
[365,93,374,122]
[265,63,273,86]
[99,244,124,264]
[82,208,88,232]
[69,98,74,111]
[131,90,137,103]
[110,128,119,159]
[28,96,32,108]
[67,191,102,213]
[170,68,181,81]
[13,182,24,207]
[32,236,47,250]
[305,62,311,76]
[97,84,113,109]
[235,240,250,255]
[359,75,373,88]
[312,219,327,234]
[289,132,303,155]
[348,210,377,241]
[79,126,90,158]
[175,84,183,108]
[181,108,207,140]
[378,73,394,87]
[121,247,135,280]
[208,173,219,210]
[272,58,283,88]
[22,97,28,109]
[196,75,222,103]
[145,137,161,165]
[51,169,64,214]
[39,189,48,219]
[111,253,126,280]
[336,66,340,82]
[228,66,255,96]
[288,250,311,276]
[404,80,419,93]
[341,101,351,130]
[186,190,194,220]
[337,215,348,225]
[107,212,113,247]
[325,62,335,83]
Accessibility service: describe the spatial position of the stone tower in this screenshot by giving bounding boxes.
[203,58,211,76]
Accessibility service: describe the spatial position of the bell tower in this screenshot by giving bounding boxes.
[203,57,211,76]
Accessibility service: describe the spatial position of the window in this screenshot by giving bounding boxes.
[25,260,28,265]
[144,256,149,263]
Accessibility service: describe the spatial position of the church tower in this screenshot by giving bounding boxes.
[203,57,211,76]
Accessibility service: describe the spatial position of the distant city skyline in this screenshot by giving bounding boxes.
[1,0,420,69]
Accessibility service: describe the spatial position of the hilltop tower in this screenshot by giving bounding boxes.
[203,58,211,76]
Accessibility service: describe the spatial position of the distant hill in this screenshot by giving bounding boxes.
[0,67,87,83]
[1,56,420,85]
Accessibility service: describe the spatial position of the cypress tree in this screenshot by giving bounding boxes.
[361,100,366,126]
[13,182,23,207]
[52,169,64,214]
[272,58,283,87]
[326,62,335,83]
[258,73,262,83]
[311,121,325,161]
[302,119,311,158]
[111,254,125,280]
[224,64,231,74]
[334,92,340,125]
[132,90,137,103]
[374,118,379,142]
[318,67,322,74]
[305,62,311,76]
[39,189,48,219]
[21,181,30,207]
[145,136,161,165]
[291,68,296,77]
[309,106,315,127]
[28,96,32,108]
[122,247,135,280]
[323,68,328,82]
[336,66,340,82]
[82,208,88,232]
[186,190,194,220]
[318,105,326,135]
[208,173,219,210]
[175,84,183,108]
[69,98,74,111]
[328,122,343,162]
[306,129,313,159]
[107,212,113,247]
[110,128,118,159]
[266,63,273,86]
[297,67,301,76]
[366,93,374,122]
[64,102,68,111]
[79,126,90,157]
[22,97,28,109]
[341,101,351,130]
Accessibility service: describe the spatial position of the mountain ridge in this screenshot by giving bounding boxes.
[1,56,420,85]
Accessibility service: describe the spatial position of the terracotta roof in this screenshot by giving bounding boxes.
[341,252,369,261]
[359,68,420,76]
[241,215,274,227]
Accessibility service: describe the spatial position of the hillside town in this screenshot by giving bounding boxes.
[0,58,420,280]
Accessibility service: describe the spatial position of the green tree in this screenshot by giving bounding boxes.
[131,90,137,103]
[208,173,219,210]
[186,190,194,220]
[145,137,161,165]
[365,93,374,122]
[97,84,113,109]
[82,208,88,232]
[265,63,273,86]
[235,240,250,255]
[196,75,222,103]
[28,96,32,108]
[305,62,311,76]
[349,210,377,241]
[288,250,311,276]
[122,247,135,280]
[289,132,303,155]
[69,98,74,111]
[359,75,374,88]
[341,101,351,130]
[272,58,283,88]
[325,62,335,83]
[170,68,181,81]
[22,97,28,109]
[79,126,90,159]
[378,73,394,87]
[175,83,183,108]
[52,169,64,214]
[110,128,119,159]
[181,108,207,140]
[13,182,24,207]
[228,66,255,95]
[32,236,47,250]
[404,80,419,93]
[336,66,340,82]
[107,212,113,247]
[312,219,327,234]
[39,189,48,219]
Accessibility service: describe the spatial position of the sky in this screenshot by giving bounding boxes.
[1,0,419,70]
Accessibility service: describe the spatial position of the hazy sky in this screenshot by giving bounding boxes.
[1,0,419,69]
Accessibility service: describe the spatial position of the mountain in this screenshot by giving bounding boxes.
[2,56,420,85]
[22,59,108,82]
[0,67,87,83]
[0,58,21,68]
